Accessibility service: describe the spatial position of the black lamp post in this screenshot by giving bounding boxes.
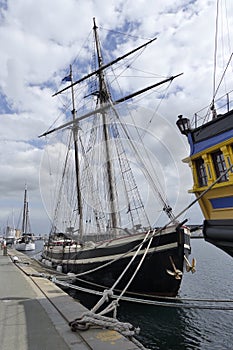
[176,115,191,136]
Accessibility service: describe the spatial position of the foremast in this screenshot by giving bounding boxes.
[69,65,84,238]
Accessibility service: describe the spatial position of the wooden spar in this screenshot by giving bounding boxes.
[52,37,157,97]
[116,73,183,103]
[39,73,183,138]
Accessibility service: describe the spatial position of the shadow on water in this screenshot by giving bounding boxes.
[117,302,202,350]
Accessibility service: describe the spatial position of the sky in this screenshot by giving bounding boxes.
[0,0,232,235]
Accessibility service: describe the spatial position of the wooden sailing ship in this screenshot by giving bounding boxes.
[176,1,233,258]
[177,99,233,257]
[40,18,192,299]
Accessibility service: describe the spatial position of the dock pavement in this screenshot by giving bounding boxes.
[0,247,140,350]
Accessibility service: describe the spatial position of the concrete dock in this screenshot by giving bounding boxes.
[0,248,140,350]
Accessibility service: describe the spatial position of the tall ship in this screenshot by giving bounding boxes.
[40,18,193,300]
[176,1,233,257]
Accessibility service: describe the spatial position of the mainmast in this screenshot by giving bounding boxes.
[69,65,84,238]
[22,185,27,234]
[93,17,118,228]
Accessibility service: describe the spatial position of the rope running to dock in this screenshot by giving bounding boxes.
[49,277,233,311]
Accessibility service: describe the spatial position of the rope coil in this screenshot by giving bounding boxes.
[69,311,149,350]
[69,311,139,335]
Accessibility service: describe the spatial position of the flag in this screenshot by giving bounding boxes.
[62,74,71,82]
[109,124,118,138]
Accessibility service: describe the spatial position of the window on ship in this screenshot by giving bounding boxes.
[227,146,233,172]
[211,150,229,182]
[195,158,208,187]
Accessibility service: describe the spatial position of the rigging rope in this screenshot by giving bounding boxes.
[109,100,175,221]
[212,0,219,103]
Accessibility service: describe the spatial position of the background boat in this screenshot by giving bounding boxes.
[15,186,35,251]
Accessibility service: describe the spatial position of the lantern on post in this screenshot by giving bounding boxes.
[176,115,191,136]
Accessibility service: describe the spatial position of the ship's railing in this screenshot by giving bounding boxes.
[191,89,233,128]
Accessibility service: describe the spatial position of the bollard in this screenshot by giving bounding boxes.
[3,245,7,256]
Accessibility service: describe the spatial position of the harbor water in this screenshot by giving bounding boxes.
[28,238,233,349]
[117,238,233,350]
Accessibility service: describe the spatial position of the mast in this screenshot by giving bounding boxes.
[22,185,27,234]
[70,64,84,238]
[93,17,118,229]
[25,202,29,235]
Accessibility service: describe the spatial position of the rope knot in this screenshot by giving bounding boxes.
[103,289,113,301]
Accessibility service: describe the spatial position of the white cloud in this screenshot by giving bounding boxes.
[0,0,232,235]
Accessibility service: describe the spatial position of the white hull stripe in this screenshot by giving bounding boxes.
[44,241,190,265]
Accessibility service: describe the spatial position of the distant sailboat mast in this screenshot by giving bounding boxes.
[22,186,27,234]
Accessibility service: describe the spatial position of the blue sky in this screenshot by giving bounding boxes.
[0,0,232,234]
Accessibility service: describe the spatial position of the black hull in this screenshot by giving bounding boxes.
[41,227,191,298]
[203,219,233,257]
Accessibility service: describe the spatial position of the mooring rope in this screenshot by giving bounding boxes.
[90,229,152,316]
[69,310,150,350]
[12,253,233,311]
[52,278,233,311]
[61,230,154,350]
[98,235,154,317]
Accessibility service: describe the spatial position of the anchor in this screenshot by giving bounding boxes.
[166,256,183,280]
[184,255,196,273]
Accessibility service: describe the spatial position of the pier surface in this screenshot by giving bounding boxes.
[0,249,139,350]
